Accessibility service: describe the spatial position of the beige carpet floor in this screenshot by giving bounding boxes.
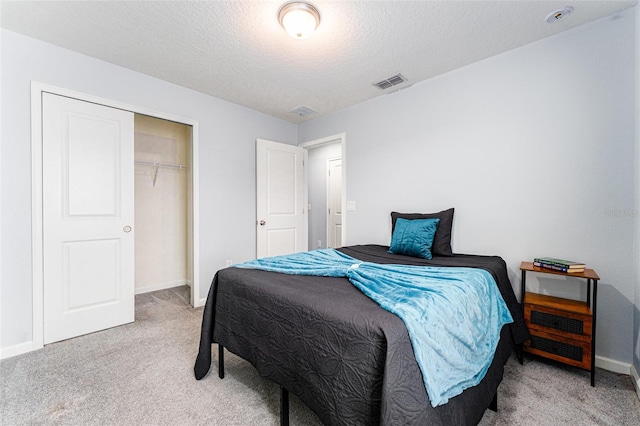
[1,286,639,425]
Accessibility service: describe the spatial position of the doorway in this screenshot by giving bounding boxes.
[327,157,342,248]
[134,115,192,295]
[31,82,200,350]
[301,134,346,250]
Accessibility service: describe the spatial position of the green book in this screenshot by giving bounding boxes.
[533,257,586,269]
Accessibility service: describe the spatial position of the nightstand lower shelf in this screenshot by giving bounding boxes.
[525,333,592,370]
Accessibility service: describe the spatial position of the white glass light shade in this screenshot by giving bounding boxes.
[278,2,320,40]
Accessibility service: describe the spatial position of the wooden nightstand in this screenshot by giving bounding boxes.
[520,261,600,386]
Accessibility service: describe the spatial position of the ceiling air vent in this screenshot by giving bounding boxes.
[289,105,317,117]
[373,73,407,90]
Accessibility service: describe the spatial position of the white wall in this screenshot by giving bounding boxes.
[299,10,636,365]
[0,29,297,353]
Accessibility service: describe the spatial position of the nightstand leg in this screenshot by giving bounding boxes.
[521,270,526,314]
[519,269,526,365]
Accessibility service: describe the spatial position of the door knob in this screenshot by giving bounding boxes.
[123,225,132,233]
[259,220,266,226]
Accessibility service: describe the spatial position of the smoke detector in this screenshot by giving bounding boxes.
[546,6,573,23]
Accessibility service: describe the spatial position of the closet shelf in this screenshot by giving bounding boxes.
[135,160,189,187]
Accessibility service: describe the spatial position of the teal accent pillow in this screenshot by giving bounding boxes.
[391,208,454,256]
[388,218,440,260]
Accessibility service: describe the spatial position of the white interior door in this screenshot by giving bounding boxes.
[256,139,307,258]
[327,158,342,248]
[43,93,135,344]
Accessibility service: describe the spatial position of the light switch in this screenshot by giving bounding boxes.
[346,201,356,211]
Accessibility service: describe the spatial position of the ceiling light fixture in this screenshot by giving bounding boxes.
[278,2,320,40]
[545,6,574,23]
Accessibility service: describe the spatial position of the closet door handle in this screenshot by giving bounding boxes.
[259,220,266,226]
[123,225,132,233]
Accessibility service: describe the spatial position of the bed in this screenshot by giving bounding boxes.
[194,210,528,425]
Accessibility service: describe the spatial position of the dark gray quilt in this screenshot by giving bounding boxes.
[194,245,528,425]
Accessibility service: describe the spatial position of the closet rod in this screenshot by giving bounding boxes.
[135,160,189,170]
[135,160,189,187]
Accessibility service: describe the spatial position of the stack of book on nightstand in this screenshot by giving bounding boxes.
[533,257,586,273]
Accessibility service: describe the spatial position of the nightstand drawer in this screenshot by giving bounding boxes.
[525,304,592,342]
[524,332,592,370]
[530,310,583,334]
[524,293,592,342]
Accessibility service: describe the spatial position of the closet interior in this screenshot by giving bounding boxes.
[134,114,192,295]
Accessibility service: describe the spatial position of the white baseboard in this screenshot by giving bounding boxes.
[632,364,640,401]
[135,279,190,295]
[195,297,207,308]
[595,355,631,375]
[0,341,37,361]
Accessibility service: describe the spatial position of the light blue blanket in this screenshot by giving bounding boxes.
[234,248,513,407]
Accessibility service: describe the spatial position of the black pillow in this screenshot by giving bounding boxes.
[391,208,454,256]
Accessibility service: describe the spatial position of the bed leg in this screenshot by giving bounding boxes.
[517,344,524,365]
[218,344,225,379]
[489,392,498,412]
[280,386,289,426]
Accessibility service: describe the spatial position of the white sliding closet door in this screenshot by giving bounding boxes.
[43,93,135,344]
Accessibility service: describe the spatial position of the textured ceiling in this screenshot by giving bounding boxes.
[1,1,636,123]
